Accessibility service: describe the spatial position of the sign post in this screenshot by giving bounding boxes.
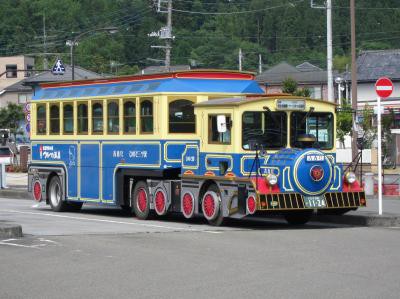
[375,77,394,215]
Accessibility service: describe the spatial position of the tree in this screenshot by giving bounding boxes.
[0,103,25,141]
[282,77,298,94]
[359,104,376,149]
[336,100,353,148]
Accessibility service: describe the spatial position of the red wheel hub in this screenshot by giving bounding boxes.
[137,188,147,213]
[203,193,216,219]
[155,190,166,215]
[182,193,194,218]
[33,181,42,201]
[247,195,256,214]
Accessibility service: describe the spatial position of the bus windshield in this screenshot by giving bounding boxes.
[242,111,287,150]
[290,112,334,149]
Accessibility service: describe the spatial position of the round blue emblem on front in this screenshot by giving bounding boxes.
[310,165,324,181]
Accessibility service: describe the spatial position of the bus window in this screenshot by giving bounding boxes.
[169,99,195,133]
[92,102,103,134]
[242,111,287,150]
[140,100,153,134]
[124,101,136,134]
[291,112,333,149]
[50,105,60,134]
[108,101,119,134]
[208,114,231,144]
[37,105,46,135]
[63,104,74,134]
[77,103,88,134]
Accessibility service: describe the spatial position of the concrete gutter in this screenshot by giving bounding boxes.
[312,214,400,227]
[0,187,29,200]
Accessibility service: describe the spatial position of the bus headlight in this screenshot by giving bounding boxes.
[345,172,356,184]
[266,174,278,186]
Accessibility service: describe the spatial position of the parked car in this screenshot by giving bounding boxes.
[0,146,12,166]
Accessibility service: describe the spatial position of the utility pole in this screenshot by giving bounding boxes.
[165,0,172,71]
[239,48,242,71]
[311,0,333,102]
[326,0,333,102]
[152,0,173,71]
[350,0,358,161]
[258,54,262,74]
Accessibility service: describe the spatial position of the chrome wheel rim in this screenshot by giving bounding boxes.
[50,180,61,207]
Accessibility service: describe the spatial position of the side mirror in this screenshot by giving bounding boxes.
[217,115,227,133]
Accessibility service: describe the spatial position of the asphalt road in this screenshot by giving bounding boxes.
[1,198,400,299]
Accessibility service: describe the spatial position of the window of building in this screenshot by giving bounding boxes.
[108,101,119,134]
[36,105,46,135]
[124,101,136,134]
[25,65,34,77]
[63,104,74,134]
[208,114,231,144]
[140,99,153,134]
[50,105,60,134]
[169,99,195,133]
[6,65,17,78]
[92,102,103,134]
[18,94,28,104]
[77,103,88,134]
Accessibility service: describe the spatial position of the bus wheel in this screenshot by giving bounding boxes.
[283,211,313,225]
[202,184,224,226]
[132,181,151,220]
[48,176,69,212]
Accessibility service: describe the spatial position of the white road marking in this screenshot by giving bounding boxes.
[38,238,61,245]
[0,242,41,249]
[0,209,221,234]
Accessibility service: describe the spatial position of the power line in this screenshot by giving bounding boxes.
[170,0,304,15]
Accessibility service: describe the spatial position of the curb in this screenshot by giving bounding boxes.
[0,224,23,238]
[0,188,29,200]
[312,214,400,227]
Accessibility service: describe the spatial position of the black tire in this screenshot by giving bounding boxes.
[48,176,69,212]
[284,211,313,225]
[132,181,151,220]
[202,184,225,226]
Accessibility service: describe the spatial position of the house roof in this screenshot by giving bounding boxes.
[256,61,331,85]
[138,65,191,75]
[3,79,32,93]
[343,49,400,82]
[24,64,102,85]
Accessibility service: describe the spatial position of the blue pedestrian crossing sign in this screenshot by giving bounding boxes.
[52,58,66,75]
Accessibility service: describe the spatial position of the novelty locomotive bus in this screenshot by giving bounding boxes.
[28,70,366,226]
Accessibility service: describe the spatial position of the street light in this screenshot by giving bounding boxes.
[66,27,118,80]
[335,76,343,105]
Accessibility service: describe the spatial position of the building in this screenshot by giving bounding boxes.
[256,62,335,101]
[0,55,34,91]
[342,50,400,166]
[0,56,102,142]
[0,80,32,108]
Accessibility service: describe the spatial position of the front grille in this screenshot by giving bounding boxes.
[324,192,365,208]
[258,191,366,211]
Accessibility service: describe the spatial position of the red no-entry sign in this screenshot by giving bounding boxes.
[375,77,393,98]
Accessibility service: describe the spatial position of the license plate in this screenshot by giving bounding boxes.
[303,196,326,208]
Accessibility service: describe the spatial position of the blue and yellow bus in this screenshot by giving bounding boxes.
[28,70,365,226]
